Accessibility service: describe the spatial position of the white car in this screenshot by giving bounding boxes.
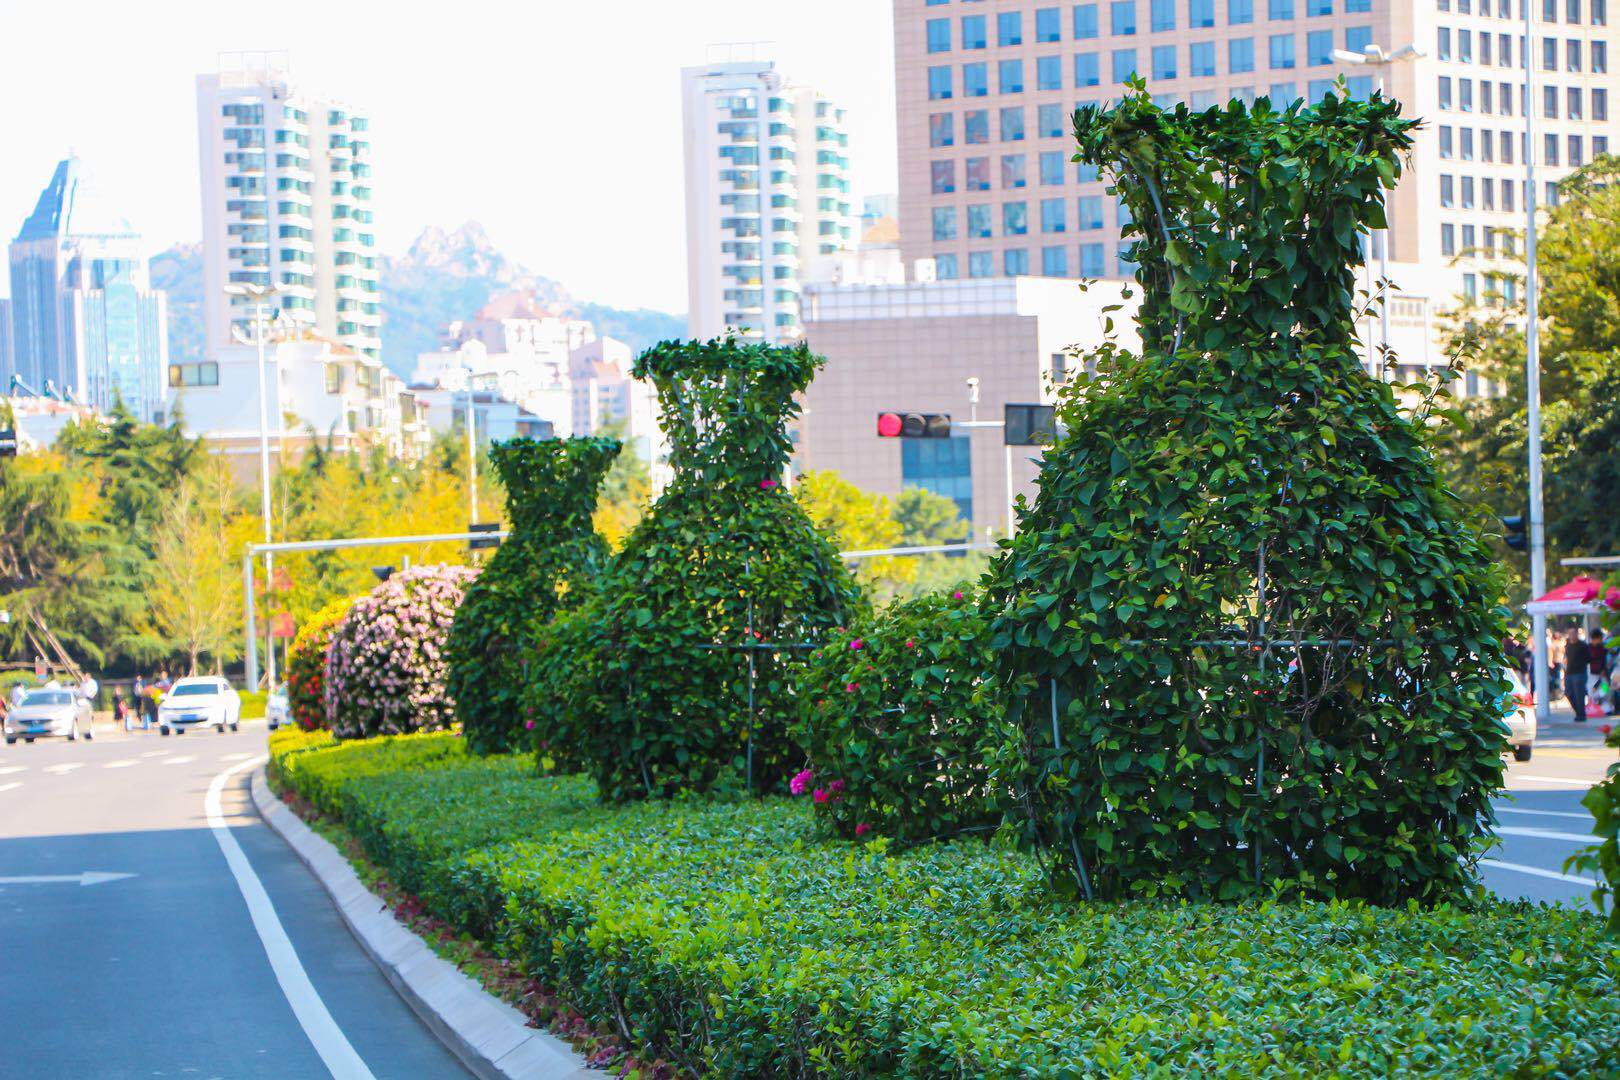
[265,688,290,731]
[158,677,241,736]
[4,688,94,744]
[1502,667,1537,762]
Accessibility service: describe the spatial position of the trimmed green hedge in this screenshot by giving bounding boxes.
[270,734,1620,1077]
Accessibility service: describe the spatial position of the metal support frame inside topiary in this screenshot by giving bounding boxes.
[987,84,1510,905]
[580,337,866,802]
[446,436,620,756]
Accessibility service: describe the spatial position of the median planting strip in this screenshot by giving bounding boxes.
[268,730,1620,1077]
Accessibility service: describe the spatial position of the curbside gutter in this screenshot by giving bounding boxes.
[250,767,599,1079]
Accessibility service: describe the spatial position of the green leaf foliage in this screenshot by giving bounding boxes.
[446,436,620,755]
[269,732,1620,1077]
[792,588,1009,844]
[570,337,866,801]
[986,87,1511,904]
[1566,724,1620,933]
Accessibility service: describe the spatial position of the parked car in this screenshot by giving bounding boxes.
[3,688,93,744]
[265,688,290,731]
[1502,667,1537,762]
[158,677,241,736]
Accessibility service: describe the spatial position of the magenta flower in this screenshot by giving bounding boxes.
[759,478,778,490]
[854,823,871,837]
[829,779,845,795]
[524,719,535,730]
[813,788,830,805]
[850,638,864,651]
[789,768,814,796]
[952,590,964,600]
[845,682,859,693]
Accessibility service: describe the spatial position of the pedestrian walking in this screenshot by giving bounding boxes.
[1566,628,1591,723]
[1590,627,1609,718]
[113,688,130,732]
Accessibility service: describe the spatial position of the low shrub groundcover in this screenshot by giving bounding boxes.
[269,731,1620,1077]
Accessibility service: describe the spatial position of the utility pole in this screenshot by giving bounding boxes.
[225,282,280,691]
[1524,0,1550,724]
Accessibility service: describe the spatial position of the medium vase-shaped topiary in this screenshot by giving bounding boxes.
[446,436,620,756]
[580,337,866,802]
[325,563,476,739]
[986,86,1509,905]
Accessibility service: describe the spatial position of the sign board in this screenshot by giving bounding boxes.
[1004,403,1059,447]
[0,429,17,457]
[468,522,502,551]
[271,612,297,639]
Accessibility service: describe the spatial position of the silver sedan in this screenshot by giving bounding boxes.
[4,688,94,744]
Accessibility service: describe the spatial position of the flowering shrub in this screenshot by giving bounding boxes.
[446,437,618,756]
[286,596,356,731]
[1567,723,1620,933]
[324,564,476,738]
[793,589,1007,844]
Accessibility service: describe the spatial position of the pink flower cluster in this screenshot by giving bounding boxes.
[325,564,478,739]
[789,768,814,795]
[813,779,846,805]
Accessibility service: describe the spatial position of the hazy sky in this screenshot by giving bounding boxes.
[0,0,898,314]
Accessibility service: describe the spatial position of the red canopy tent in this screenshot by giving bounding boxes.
[1525,575,1607,617]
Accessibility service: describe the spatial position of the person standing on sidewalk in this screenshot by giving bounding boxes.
[1589,627,1609,718]
[1566,628,1592,723]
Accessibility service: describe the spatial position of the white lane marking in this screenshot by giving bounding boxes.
[206,756,374,1079]
[103,760,138,769]
[162,756,196,766]
[0,766,25,776]
[0,871,135,886]
[141,751,168,758]
[43,763,83,775]
[0,783,20,793]
[221,753,255,761]
[1499,825,1601,844]
[1481,858,1599,887]
[1513,774,1595,786]
[1497,806,1596,822]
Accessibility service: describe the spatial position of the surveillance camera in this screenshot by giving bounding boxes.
[966,377,980,389]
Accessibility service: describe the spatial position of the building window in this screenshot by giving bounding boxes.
[1112,0,1139,34]
[1269,0,1293,18]
[999,59,1026,93]
[968,204,993,237]
[1041,150,1068,184]
[1543,37,1558,70]
[902,437,973,524]
[1002,154,1028,188]
[1230,37,1256,72]
[1153,0,1177,30]
[1545,132,1560,164]
[1461,175,1475,208]
[1080,242,1107,275]
[1461,127,1475,159]
[1439,126,1454,158]
[1042,197,1068,232]
[1191,40,1216,74]
[1076,51,1102,85]
[1308,78,1335,103]
[1307,30,1333,65]
[1569,38,1584,69]
[1596,87,1609,119]
[1038,6,1064,41]
[999,10,1025,45]
[1079,194,1105,228]
[1004,201,1030,234]
[1545,85,1559,117]
[1005,247,1031,275]
[931,160,957,194]
[962,14,988,48]
[1039,103,1067,136]
[929,113,955,147]
[1440,173,1455,206]
[1001,106,1027,140]
[1596,0,1609,24]
[928,18,952,53]
[1043,245,1071,276]
[1438,76,1452,109]
[168,362,220,388]
[965,62,990,96]
[1118,243,1139,276]
[1345,25,1372,54]
[1595,40,1609,71]
[1038,54,1064,89]
[1230,0,1255,21]
[1270,34,1296,69]
[1113,48,1140,82]
[1459,79,1474,111]
[933,206,959,241]
[1270,81,1298,101]
[1441,223,1456,256]
[1075,2,1101,38]
[1153,44,1178,78]
[1308,0,1332,13]
[1570,133,1585,165]
[1569,86,1584,117]
[965,109,990,143]
[966,156,991,189]
[1460,28,1474,63]
[928,66,953,99]
[935,253,961,280]
[969,251,995,278]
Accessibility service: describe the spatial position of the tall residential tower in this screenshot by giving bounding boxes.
[682,56,856,344]
[6,157,169,419]
[195,52,381,364]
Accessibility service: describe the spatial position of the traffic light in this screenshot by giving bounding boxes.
[876,412,951,439]
[1503,514,1527,552]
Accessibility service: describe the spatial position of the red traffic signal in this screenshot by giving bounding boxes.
[876,412,951,439]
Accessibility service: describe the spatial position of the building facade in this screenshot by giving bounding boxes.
[893,0,1619,378]
[196,52,381,364]
[682,57,857,344]
[6,157,169,419]
[799,276,1140,538]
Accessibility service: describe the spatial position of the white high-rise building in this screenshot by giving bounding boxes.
[682,56,856,344]
[195,52,381,364]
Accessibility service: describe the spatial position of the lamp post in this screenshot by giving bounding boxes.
[225,282,281,691]
[1523,0,1550,724]
[1332,43,1425,373]
[442,365,478,524]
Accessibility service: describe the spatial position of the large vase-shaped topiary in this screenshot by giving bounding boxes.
[447,436,619,756]
[325,563,477,739]
[986,87,1509,905]
[581,337,866,802]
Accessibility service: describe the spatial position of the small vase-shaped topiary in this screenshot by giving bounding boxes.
[580,337,866,801]
[987,85,1509,905]
[446,436,620,756]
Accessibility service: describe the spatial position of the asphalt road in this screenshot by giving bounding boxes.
[0,722,470,1079]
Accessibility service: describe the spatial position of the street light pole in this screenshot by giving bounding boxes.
[465,387,478,526]
[226,282,280,691]
[1524,0,1550,724]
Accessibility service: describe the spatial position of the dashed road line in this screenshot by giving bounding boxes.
[1481,858,1598,887]
[0,766,26,776]
[140,751,168,758]
[1496,806,1594,821]
[1498,825,1600,845]
[1513,774,1595,787]
[163,756,196,766]
[0,783,20,793]
[43,763,83,775]
[103,760,138,769]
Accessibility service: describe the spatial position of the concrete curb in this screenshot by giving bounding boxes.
[250,767,598,1079]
